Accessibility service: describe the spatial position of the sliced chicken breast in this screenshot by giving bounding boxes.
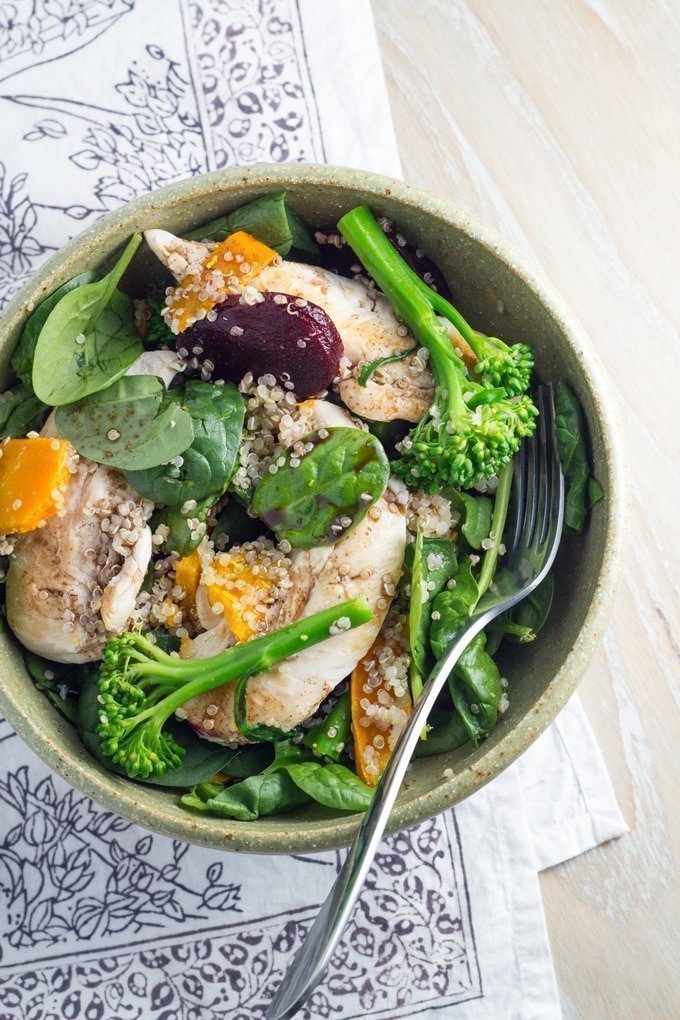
[6,461,153,663]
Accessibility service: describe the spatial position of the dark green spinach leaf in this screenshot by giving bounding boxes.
[0,382,48,438]
[458,492,493,550]
[486,571,555,654]
[33,235,143,405]
[407,530,457,712]
[211,498,268,548]
[447,632,501,746]
[555,381,603,535]
[252,427,389,549]
[150,497,214,557]
[25,652,82,722]
[358,345,417,387]
[11,270,99,387]
[429,561,479,660]
[56,374,194,470]
[415,707,469,757]
[283,761,373,811]
[186,192,318,257]
[183,769,309,820]
[125,381,244,505]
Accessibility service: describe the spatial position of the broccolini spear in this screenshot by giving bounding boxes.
[97,597,372,779]
[338,206,538,492]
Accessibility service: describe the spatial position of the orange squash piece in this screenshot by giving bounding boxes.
[167,230,278,333]
[351,632,412,786]
[0,438,74,535]
[205,551,273,643]
[175,549,201,612]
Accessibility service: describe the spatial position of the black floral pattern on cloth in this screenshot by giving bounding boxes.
[187,0,326,167]
[0,751,481,1019]
[0,2,484,1017]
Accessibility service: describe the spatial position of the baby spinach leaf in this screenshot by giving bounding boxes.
[447,632,501,747]
[510,571,554,636]
[77,679,237,786]
[287,208,320,257]
[487,570,555,654]
[150,497,214,557]
[252,427,389,549]
[11,270,99,387]
[180,739,371,819]
[415,707,469,757]
[25,652,81,722]
[554,382,603,535]
[125,381,245,505]
[363,417,410,458]
[0,382,48,438]
[211,498,269,548]
[56,374,194,471]
[282,761,373,811]
[184,769,309,820]
[407,531,458,701]
[429,561,479,661]
[458,492,493,550]
[233,670,297,743]
[358,345,417,387]
[33,234,143,406]
[186,191,318,257]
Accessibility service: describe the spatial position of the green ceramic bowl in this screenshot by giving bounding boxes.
[0,164,628,854]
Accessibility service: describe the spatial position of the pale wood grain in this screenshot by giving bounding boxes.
[371,0,680,1015]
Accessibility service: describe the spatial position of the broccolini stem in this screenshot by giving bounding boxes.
[338,205,477,346]
[143,597,372,724]
[303,689,351,761]
[338,206,469,412]
[476,460,514,601]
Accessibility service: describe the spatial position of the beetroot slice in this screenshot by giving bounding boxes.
[180,292,343,400]
[316,221,451,299]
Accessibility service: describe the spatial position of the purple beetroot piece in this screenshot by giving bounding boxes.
[180,291,343,399]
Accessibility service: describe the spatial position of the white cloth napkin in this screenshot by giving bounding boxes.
[0,2,626,1017]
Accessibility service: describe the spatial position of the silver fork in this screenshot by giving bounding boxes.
[266,384,565,1020]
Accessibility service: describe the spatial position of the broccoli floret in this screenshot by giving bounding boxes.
[466,330,534,396]
[337,206,538,492]
[97,597,372,779]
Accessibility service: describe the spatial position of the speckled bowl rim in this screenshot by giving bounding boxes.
[0,164,629,854]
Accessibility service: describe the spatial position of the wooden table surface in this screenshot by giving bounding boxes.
[372,1,679,1016]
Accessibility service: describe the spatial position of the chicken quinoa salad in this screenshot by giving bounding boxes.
[0,193,602,820]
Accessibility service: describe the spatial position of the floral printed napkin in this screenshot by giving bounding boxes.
[0,2,626,1018]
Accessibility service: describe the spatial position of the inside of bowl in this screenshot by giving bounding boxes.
[0,169,613,852]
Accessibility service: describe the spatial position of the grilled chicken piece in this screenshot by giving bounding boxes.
[6,461,153,663]
[126,348,185,387]
[180,400,407,744]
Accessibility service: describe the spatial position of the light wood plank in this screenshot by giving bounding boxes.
[371,1,680,1015]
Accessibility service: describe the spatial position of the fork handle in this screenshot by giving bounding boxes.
[265,614,486,1020]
